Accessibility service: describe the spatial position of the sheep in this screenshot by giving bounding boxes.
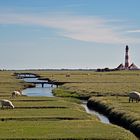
[0,99,14,109]
[11,90,22,98]
[129,91,140,103]
[66,74,70,77]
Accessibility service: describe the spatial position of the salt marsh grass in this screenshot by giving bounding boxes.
[0,70,137,139]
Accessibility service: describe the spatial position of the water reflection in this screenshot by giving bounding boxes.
[81,101,110,124]
[22,78,55,97]
[22,87,54,97]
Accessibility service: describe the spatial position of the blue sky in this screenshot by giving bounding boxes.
[0,0,140,69]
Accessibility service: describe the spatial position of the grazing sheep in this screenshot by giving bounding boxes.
[0,99,14,109]
[66,74,70,77]
[129,91,140,103]
[12,90,22,97]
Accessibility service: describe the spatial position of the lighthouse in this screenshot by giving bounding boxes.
[125,45,129,69]
[116,45,139,70]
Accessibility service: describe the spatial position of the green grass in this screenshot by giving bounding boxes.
[0,120,137,139]
[87,96,140,137]
[0,70,138,139]
[88,96,140,116]
[33,70,140,96]
[0,71,31,96]
[0,97,92,120]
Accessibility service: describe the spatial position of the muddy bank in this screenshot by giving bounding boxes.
[87,97,140,138]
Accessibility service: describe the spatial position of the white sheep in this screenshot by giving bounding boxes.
[0,99,14,109]
[11,90,22,98]
[129,91,140,103]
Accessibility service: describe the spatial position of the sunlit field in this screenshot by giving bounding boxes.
[0,70,138,139]
[37,70,140,138]
[36,70,140,97]
[87,96,140,138]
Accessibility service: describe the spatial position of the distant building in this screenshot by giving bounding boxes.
[128,63,139,70]
[116,45,139,70]
[116,63,125,70]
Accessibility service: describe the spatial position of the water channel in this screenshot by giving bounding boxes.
[22,77,110,124]
[22,78,55,97]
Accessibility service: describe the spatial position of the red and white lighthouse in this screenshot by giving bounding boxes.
[125,45,129,69]
[116,45,139,70]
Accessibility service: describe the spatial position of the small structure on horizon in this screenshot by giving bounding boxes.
[116,45,139,70]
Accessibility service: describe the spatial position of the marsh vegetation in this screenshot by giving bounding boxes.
[0,70,139,139]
